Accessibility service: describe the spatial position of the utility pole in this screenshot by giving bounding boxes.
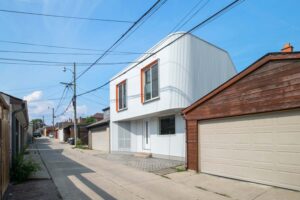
[73,62,78,146]
[52,108,55,136]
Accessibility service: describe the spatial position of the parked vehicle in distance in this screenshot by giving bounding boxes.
[33,132,41,137]
[49,133,54,138]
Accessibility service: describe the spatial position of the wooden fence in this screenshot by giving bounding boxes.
[0,103,9,199]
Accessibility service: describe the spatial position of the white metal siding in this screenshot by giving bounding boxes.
[110,33,236,122]
[118,121,131,151]
[90,127,109,152]
[199,109,300,191]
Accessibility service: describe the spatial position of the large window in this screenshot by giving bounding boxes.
[142,61,159,102]
[159,115,175,135]
[116,80,127,111]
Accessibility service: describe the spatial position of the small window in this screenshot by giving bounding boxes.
[142,61,159,102]
[116,80,127,111]
[159,115,175,135]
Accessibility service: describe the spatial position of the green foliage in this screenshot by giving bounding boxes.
[85,116,96,124]
[76,138,82,146]
[75,139,89,149]
[175,165,186,172]
[11,153,41,183]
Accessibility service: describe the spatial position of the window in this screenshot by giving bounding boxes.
[116,80,127,111]
[141,61,159,102]
[159,115,175,135]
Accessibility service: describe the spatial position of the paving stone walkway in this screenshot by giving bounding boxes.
[93,152,184,174]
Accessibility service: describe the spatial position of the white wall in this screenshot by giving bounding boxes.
[109,32,236,158]
[58,129,64,142]
[111,113,185,159]
[110,33,236,122]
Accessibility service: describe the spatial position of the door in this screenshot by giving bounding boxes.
[199,109,300,191]
[143,120,151,150]
[91,127,109,152]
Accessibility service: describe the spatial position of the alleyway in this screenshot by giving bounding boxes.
[34,137,300,200]
[36,137,227,200]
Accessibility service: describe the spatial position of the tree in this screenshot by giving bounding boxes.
[85,117,96,124]
[31,119,44,131]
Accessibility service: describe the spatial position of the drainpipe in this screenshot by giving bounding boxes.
[11,103,26,164]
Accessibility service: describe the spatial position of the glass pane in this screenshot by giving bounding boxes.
[144,69,151,100]
[123,83,127,108]
[151,64,158,98]
[160,116,175,135]
[118,84,123,109]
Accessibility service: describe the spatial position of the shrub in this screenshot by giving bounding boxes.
[76,138,82,146]
[11,153,40,183]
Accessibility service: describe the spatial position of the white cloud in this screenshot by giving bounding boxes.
[24,91,88,124]
[57,104,88,122]
[23,91,43,102]
[23,91,54,120]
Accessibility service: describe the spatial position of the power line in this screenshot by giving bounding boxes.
[55,99,73,117]
[171,0,210,32]
[75,0,167,80]
[0,40,153,55]
[0,49,149,56]
[54,86,69,113]
[0,57,137,66]
[0,9,134,24]
[77,0,244,97]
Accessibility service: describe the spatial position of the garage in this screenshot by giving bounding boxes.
[183,49,300,191]
[87,119,110,152]
[200,109,300,190]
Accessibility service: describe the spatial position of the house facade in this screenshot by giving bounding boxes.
[182,45,300,191]
[110,32,236,160]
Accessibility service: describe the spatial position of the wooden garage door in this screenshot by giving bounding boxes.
[91,127,109,152]
[199,109,300,191]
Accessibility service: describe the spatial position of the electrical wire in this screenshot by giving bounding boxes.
[77,0,244,97]
[0,49,149,56]
[75,0,167,80]
[0,9,134,24]
[0,57,137,66]
[0,40,153,55]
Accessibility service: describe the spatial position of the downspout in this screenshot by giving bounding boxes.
[11,103,26,163]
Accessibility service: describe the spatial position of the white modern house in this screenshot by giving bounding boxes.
[109,32,236,161]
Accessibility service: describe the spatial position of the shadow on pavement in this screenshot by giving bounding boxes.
[36,137,117,200]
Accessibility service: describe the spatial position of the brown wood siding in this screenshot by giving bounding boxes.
[0,105,9,198]
[186,120,198,171]
[185,60,300,120]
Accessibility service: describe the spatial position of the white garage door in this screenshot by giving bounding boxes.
[199,109,300,191]
[91,127,109,152]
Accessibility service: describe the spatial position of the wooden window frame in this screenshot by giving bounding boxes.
[116,80,127,112]
[140,59,159,103]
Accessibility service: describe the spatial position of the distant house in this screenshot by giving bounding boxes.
[109,32,236,160]
[182,44,300,191]
[92,113,104,121]
[56,122,73,142]
[87,107,110,152]
[42,126,55,137]
[63,124,89,145]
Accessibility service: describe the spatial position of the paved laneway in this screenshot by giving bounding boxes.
[36,137,300,200]
[36,137,227,200]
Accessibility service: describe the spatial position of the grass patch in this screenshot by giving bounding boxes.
[175,165,186,172]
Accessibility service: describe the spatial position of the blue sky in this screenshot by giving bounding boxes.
[0,0,299,124]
